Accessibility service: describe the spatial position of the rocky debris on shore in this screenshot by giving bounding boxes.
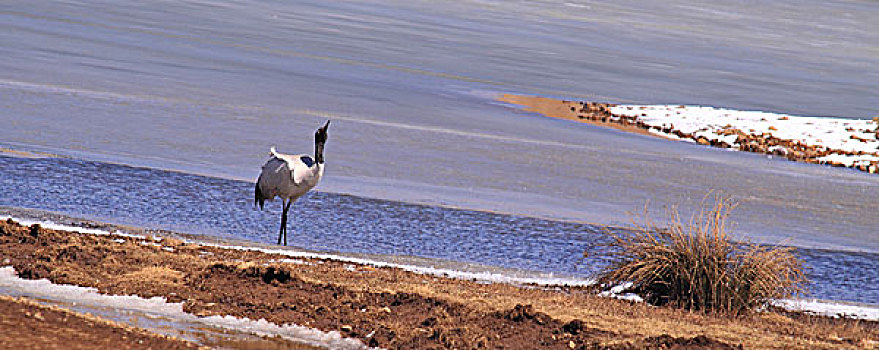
[564,101,879,174]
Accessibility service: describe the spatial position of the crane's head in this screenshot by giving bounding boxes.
[315,120,330,144]
[314,120,330,164]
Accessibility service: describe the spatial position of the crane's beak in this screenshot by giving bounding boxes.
[315,120,330,143]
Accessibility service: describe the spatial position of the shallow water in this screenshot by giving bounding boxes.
[2,155,877,305]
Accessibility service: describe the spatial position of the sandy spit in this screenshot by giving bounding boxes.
[500,94,879,174]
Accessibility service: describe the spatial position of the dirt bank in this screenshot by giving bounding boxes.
[1,219,876,349]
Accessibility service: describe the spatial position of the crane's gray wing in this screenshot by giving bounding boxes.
[257,156,296,198]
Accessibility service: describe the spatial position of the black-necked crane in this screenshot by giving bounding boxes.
[254,120,330,245]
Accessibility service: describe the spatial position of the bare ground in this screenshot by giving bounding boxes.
[1,219,876,349]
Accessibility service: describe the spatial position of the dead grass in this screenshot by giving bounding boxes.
[113,266,185,290]
[593,193,807,315]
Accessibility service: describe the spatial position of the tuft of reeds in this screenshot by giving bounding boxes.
[594,193,807,315]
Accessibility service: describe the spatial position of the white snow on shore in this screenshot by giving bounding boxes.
[609,105,879,170]
[0,267,369,349]
[0,216,146,239]
[216,244,597,288]
[3,216,878,321]
[598,282,643,302]
[773,299,879,321]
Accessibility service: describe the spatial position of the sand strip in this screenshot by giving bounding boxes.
[500,94,879,174]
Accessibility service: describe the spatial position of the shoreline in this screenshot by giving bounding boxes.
[500,94,879,174]
[5,211,879,312]
[2,218,876,349]
[7,209,879,304]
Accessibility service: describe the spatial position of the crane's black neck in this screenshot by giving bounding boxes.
[313,120,330,165]
[315,140,325,164]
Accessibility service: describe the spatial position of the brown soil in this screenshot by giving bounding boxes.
[500,94,879,174]
[1,219,876,349]
[0,294,198,349]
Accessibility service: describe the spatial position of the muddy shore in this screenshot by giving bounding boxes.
[1,219,876,349]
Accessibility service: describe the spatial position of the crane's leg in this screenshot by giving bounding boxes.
[278,198,289,245]
[283,200,293,246]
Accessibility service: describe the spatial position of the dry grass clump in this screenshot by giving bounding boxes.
[594,194,807,315]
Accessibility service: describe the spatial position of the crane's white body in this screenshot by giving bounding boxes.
[257,147,324,204]
[254,120,330,246]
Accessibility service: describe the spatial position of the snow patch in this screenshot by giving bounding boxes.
[609,104,879,170]
[207,243,597,288]
[598,282,644,302]
[270,258,313,265]
[773,299,879,321]
[0,215,145,239]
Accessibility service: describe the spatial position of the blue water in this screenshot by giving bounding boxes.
[2,155,876,305]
